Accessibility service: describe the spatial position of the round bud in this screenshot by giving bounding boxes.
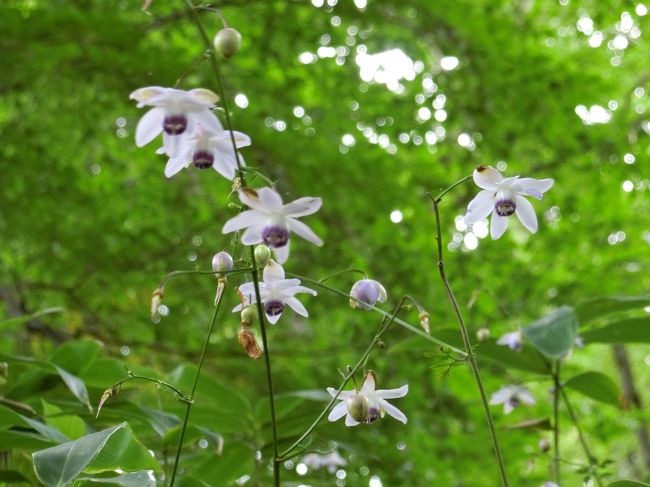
[213,27,241,59]
[476,327,490,342]
[538,438,551,454]
[212,251,234,273]
[240,304,258,327]
[347,394,369,423]
[254,244,272,266]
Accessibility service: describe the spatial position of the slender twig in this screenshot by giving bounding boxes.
[432,175,472,204]
[277,297,407,461]
[429,181,509,487]
[552,360,561,484]
[249,247,280,487]
[105,373,192,404]
[318,268,367,283]
[560,388,604,487]
[169,286,224,486]
[158,267,253,289]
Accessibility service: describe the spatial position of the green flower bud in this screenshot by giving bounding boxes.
[347,394,369,423]
[476,327,490,342]
[240,304,257,327]
[213,27,242,59]
[254,244,272,266]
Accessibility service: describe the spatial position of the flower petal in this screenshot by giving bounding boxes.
[328,401,348,422]
[473,166,504,190]
[519,390,536,405]
[135,107,164,147]
[222,210,266,233]
[266,312,282,325]
[345,414,359,427]
[238,188,268,212]
[284,296,309,317]
[210,148,237,181]
[241,224,265,245]
[273,242,290,264]
[373,280,387,303]
[516,177,554,200]
[489,386,515,405]
[282,197,323,218]
[375,384,408,399]
[490,214,508,239]
[289,285,318,296]
[361,372,376,394]
[288,218,323,246]
[164,148,192,178]
[188,88,219,106]
[263,260,285,281]
[503,402,515,414]
[258,187,284,211]
[130,86,167,105]
[377,398,407,424]
[327,387,354,400]
[515,195,538,233]
[193,109,223,133]
[464,190,495,225]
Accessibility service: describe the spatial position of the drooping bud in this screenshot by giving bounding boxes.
[238,326,263,359]
[476,327,491,342]
[347,394,370,423]
[212,251,234,274]
[254,244,272,267]
[538,438,551,454]
[349,279,387,310]
[151,287,164,319]
[240,304,258,327]
[213,27,242,59]
[418,311,430,333]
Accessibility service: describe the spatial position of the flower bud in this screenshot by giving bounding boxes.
[240,304,258,327]
[212,251,234,274]
[238,327,263,359]
[347,394,370,423]
[213,27,241,59]
[151,287,164,319]
[538,438,551,454]
[254,244,272,267]
[349,279,387,311]
[419,311,430,333]
[476,327,490,342]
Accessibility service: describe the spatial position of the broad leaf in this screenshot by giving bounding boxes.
[523,306,578,359]
[576,296,650,323]
[607,481,650,486]
[582,318,650,344]
[86,426,159,473]
[564,372,620,407]
[76,471,156,487]
[0,307,64,331]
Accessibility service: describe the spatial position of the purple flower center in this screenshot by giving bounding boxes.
[508,397,520,409]
[495,198,516,217]
[265,300,284,316]
[163,114,188,135]
[193,150,214,169]
[262,225,289,248]
[366,406,380,423]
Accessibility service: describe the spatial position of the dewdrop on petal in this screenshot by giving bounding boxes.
[254,244,272,267]
[214,27,242,59]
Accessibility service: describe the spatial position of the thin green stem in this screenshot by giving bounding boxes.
[319,268,367,283]
[286,273,467,357]
[169,286,224,486]
[432,175,472,203]
[277,298,405,461]
[105,374,191,404]
[559,388,604,487]
[431,197,509,487]
[158,267,253,288]
[552,360,561,484]
[249,247,280,487]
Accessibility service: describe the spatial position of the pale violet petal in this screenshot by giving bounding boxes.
[135,107,164,147]
[345,414,360,427]
[273,242,290,264]
[328,401,348,422]
[188,88,219,106]
[284,296,309,317]
[361,372,376,394]
[519,390,536,405]
[515,195,538,233]
[164,149,192,178]
[473,166,503,190]
[503,402,515,415]
[490,214,508,239]
[212,130,252,149]
[239,188,269,212]
[232,303,244,313]
[327,387,354,400]
[289,285,318,296]
[211,148,238,181]
[282,197,323,218]
[266,312,282,325]
[464,190,495,225]
[373,280,387,303]
[258,187,284,210]
[263,260,285,281]
[377,398,407,424]
[516,178,554,200]
[193,109,223,133]
[490,386,515,405]
[375,384,408,399]
[162,132,184,158]
[288,218,323,246]
[241,224,265,245]
[222,210,267,234]
[130,86,167,105]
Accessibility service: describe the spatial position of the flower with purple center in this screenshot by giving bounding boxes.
[130,86,223,157]
[489,384,536,414]
[327,371,408,427]
[496,330,523,351]
[164,125,250,180]
[349,279,387,310]
[233,260,317,324]
[464,165,554,240]
[222,187,323,264]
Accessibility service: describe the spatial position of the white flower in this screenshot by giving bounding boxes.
[496,330,523,351]
[233,260,317,324]
[301,452,347,473]
[222,187,323,264]
[164,125,250,180]
[327,371,408,427]
[349,279,387,310]
[464,165,554,240]
[541,483,559,487]
[489,385,535,414]
[130,86,223,157]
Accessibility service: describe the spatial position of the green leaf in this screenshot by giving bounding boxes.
[33,422,126,487]
[50,340,102,375]
[607,481,650,486]
[0,469,30,483]
[523,306,578,359]
[576,296,650,323]
[582,318,650,344]
[86,426,159,473]
[42,400,86,440]
[564,372,620,407]
[55,366,92,412]
[0,307,64,331]
[76,471,156,487]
